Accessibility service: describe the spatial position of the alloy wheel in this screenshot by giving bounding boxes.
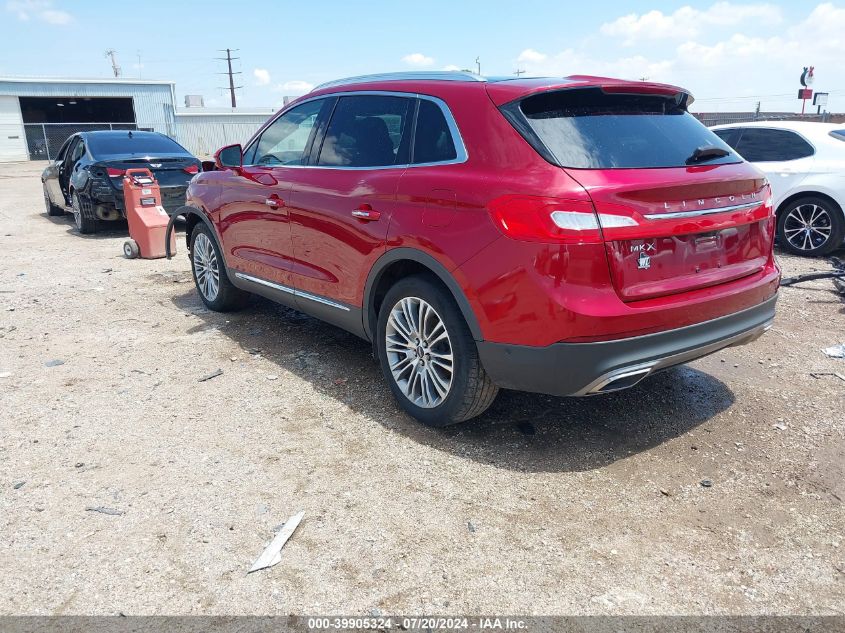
[193,233,220,302]
[72,194,82,230]
[783,203,833,252]
[385,296,454,408]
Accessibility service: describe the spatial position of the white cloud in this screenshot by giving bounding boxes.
[5,0,72,24]
[517,49,547,63]
[276,80,314,94]
[600,2,782,45]
[512,3,845,112]
[253,68,271,86]
[402,53,435,67]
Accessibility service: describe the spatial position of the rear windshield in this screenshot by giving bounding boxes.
[88,133,188,157]
[510,88,740,169]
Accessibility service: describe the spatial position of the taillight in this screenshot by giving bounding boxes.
[183,164,199,175]
[488,196,603,244]
[106,168,125,178]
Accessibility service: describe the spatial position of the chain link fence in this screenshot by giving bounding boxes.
[23,122,139,160]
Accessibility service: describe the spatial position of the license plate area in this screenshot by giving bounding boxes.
[607,223,769,301]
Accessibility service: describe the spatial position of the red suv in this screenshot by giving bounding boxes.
[180,72,779,426]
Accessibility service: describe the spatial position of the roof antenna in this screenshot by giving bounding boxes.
[128,131,133,138]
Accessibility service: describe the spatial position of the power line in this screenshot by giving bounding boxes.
[216,48,243,108]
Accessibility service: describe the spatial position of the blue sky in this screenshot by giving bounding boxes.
[1,1,843,112]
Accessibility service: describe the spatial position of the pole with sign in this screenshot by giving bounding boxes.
[799,66,814,114]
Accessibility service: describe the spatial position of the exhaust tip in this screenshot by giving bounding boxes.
[590,367,652,394]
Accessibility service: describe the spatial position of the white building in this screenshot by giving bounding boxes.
[0,76,281,162]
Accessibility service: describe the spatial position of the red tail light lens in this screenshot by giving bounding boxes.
[183,164,199,175]
[488,196,603,244]
[106,168,125,177]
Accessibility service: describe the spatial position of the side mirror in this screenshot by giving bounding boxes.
[215,144,243,170]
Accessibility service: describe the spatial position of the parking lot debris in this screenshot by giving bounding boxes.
[773,423,788,431]
[467,521,477,533]
[0,371,11,378]
[44,359,65,367]
[197,368,223,382]
[810,372,845,381]
[13,481,25,489]
[700,479,713,488]
[822,344,845,359]
[266,374,278,381]
[660,488,671,496]
[248,510,304,574]
[85,506,125,516]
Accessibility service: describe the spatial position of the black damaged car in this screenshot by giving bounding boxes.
[41,130,201,234]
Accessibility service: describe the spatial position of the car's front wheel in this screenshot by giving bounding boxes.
[190,223,248,312]
[71,191,97,234]
[376,275,498,426]
[777,196,845,256]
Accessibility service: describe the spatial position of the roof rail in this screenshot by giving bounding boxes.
[313,71,487,91]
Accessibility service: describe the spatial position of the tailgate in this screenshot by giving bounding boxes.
[572,165,774,301]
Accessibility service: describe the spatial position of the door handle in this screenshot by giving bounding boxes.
[265,196,284,209]
[352,209,381,221]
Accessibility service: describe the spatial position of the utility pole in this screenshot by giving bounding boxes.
[217,48,243,108]
[475,57,481,76]
[104,49,121,78]
[136,50,142,79]
[514,68,526,76]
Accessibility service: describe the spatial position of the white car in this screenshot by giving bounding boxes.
[710,121,845,256]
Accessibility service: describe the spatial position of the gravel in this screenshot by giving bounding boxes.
[0,161,843,615]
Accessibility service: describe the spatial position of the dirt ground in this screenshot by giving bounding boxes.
[1,160,843,616]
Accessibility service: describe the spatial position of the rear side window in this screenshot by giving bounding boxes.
[87,133,187,157]
[506,88,739,169]
[831,129,845,142]
[733,128,815,162]
[712,128,742,149]
[317,95,413,167]
[413,99,457,164]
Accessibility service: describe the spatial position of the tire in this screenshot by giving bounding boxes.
[777,196,845,257]
[376,275,498,426]
[44,185,63,216]
[189,223,249,312]
[71,191,97,234]
[123,239,139,259]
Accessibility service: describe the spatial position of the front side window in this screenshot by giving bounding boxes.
[733,128,815,162]
[317,95,413,167]
[413,99,457,164]
[508,88,740,169]
[248,99,325,166]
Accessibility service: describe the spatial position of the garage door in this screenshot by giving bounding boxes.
[0,96,28,162]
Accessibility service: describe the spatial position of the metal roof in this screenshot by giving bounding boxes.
[0,76,174,86]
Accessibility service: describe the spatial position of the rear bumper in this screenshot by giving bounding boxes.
[476,294,777,397]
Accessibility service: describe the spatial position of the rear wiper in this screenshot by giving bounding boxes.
[686,145,730,165]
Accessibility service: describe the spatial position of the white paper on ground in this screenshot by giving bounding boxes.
[248,510,304,573]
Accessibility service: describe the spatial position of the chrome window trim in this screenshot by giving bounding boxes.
[643,200,762,220]
[242,90,468,171]
[234,272,351,312]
